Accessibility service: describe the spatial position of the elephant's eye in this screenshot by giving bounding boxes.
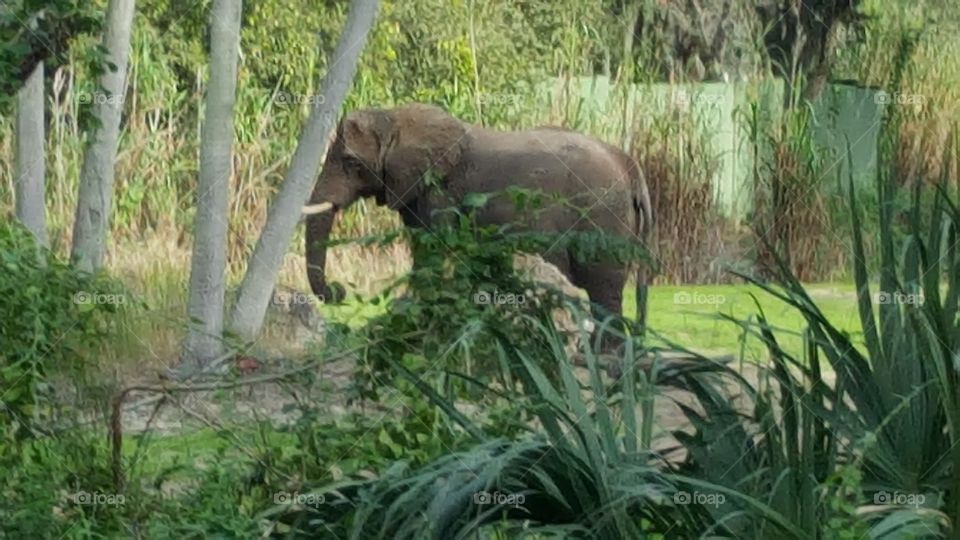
[343,157,362,172]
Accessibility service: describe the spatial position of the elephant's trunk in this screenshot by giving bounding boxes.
[305,203,338,301]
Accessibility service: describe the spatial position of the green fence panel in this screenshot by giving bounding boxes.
[539,77,881,222]
[810,83,884,193]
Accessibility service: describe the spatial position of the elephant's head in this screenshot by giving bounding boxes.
[305,103,467,302]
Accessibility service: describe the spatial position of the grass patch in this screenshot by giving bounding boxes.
[318,282,865,360]
[636,282,863,359]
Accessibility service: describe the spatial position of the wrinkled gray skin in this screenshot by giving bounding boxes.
[306,103,653,332]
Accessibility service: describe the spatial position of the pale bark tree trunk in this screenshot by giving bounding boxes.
[227,0,379,341]
[70,0,136,272]
[180,0,243,370]
[15,61,47,247]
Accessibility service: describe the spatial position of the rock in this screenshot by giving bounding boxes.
[268,286,327,345]
[234,355,262,375]
[512,253,595,356]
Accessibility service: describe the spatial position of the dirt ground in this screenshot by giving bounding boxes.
[100,345,836,475]
[98,256,839,465]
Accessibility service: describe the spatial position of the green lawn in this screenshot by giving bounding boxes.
[320,282,866,362]
[635,283,864,360]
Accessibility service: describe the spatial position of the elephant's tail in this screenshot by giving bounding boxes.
[631,159,654,336]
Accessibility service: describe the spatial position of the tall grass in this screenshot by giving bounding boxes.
[631,111,729,284]
[750,103,845,282]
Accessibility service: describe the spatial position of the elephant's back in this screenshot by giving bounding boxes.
[463,126,629,192]
[458,126,635,235]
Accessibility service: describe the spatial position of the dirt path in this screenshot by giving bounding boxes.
[105,349,834,467]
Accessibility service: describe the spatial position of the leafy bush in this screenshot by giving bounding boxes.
[0,428,268,538]
[0,0,100,112]
[728,143,959,534]
[265,137,959,537]
[273,317,827,538]
[0,223,121,458]
[323,190,651,404]
[676,146,960,534]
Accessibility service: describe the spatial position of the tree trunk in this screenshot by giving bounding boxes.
[70,0,136,272]
[15,61,47,247]
[227,0,379,341]
[179,0,243,370]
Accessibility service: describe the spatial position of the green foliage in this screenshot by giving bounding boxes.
[322,189,650,404]
[1,431,116,537]
[277,319,834,538]
[716,134,959,535]
[6,157,954,537]
[268,135,960,537]
[1,2,957,537]
[0,223,121,459]
[273,325,674,538]
[0,429,266,538]
[0,0,100,112]
[821,466,870,538]
[276,383,473,476]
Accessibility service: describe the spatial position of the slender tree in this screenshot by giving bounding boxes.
[14,61,47,247]
[180,0,243,369]
[226,0,380,342]
[70,0,136,272]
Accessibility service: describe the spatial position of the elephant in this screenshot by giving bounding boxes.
[304,103,654,334]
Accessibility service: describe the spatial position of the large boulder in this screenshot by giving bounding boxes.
[267,286,327,345]
[513,253,595,356]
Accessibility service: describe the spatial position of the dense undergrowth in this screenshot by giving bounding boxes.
[3,147,959,536]
[2,0,960,538]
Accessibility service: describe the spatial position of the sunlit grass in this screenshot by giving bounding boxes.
[314,281,865,361]
[104,250,864,372]
[630,282,863,360]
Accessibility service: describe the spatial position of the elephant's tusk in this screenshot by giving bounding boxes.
[302,202,335,215]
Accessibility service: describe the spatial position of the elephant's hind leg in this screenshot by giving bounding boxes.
[568,258,630,376]
[569,258,625,320]
[570,258,627,336]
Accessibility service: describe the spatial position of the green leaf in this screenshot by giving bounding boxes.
[462,192,492,209]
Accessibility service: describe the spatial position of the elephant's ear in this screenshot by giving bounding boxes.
[341,108,393,166]
[383,104,466,210]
